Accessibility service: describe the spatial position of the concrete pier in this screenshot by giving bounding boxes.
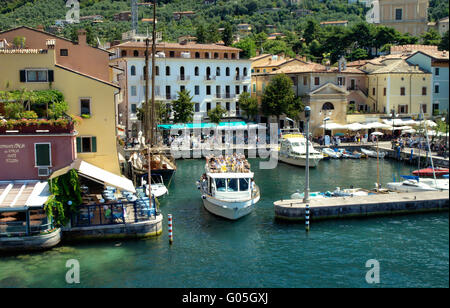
[274,191,449,221]
[62,214,163,242]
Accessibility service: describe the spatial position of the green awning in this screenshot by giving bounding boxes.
[158,121,248,130]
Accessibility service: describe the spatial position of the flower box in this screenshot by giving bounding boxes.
[0,121,75,134]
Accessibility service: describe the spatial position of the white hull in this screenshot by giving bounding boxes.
[279,154,322,167]
[202,193,260,220]
[146,184,168,198]
[385,181,438,192]
[361,148,386,159]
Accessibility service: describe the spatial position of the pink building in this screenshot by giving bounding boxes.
[0,124,76,181]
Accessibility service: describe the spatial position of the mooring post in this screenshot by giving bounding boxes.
[305,204,310,232]
[168,214,173,244]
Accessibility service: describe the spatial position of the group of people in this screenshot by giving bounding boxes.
[206,154,251,173]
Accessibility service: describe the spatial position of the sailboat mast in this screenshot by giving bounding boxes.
[151,0,156,147]
[376,136,380,192]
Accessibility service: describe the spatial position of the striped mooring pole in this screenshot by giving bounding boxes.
[168,214,173,244]
[305,204,310,232]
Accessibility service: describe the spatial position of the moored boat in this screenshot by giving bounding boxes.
[197,154,260,220]
[361,148,386,159]
[322,148,342,159]
[279,134,323,167]
[412,167,449,177]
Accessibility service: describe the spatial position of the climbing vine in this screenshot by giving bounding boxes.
[44,169,82,227]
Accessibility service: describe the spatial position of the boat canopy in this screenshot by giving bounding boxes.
[207,172,254,179]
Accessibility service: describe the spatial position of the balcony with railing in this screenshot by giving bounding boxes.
[347,85,368,96]
[235,75,250,82]
[165,93,178,100]
[204,75,216,81]
[177,75,191,81]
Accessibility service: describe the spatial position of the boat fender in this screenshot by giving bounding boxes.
[202,195,206,200]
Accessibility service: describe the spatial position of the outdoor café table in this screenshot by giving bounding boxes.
[0,217,17,222]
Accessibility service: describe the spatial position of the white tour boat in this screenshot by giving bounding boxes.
[197,154,260,220]
[279,134,323,167]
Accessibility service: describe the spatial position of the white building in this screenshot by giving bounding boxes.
[109,42,251,136]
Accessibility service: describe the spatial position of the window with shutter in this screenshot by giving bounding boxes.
[35,143,51,167]
[20,70,26,82]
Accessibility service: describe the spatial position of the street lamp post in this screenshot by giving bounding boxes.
[323,116,330,141]
[303,106,311,204]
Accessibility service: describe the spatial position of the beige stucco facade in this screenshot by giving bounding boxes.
[378,0,429,37]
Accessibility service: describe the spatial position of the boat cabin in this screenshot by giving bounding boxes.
[204,173,254,200]
[280,137,319,157]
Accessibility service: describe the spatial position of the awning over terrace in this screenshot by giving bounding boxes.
[50,159,136,193]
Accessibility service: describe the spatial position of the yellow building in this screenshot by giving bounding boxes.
[361,58,432,117]
[0,43,121,175]
[250,55,306,102]
[377,0,429,37]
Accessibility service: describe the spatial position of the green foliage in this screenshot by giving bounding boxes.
[428,0,449,21]
[48,101,68,119]
[237,91,258,120]
[171,89,194,123]
[421,28,442,46]
[261,74,296,120]
[155,100,171,124]
[207,104,227,125]
[45,169,82,227]
[12,35,25,48]
[4,102,24,119]
[439,31,449,51]
[0,89,66,119]
[222,23,234,46]
[349,48,368,61]
[21,110,38,119]
[232,37,256,59]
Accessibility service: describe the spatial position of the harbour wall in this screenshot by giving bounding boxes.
[61,215,163,242]
[274,191,449,221]
[0,228,61,252]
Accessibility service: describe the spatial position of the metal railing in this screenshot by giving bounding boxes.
[0,221,54,237]
[70,199,159,228]
[177,75,191,81]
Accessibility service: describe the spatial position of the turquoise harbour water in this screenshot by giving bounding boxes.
[0,158,448,288]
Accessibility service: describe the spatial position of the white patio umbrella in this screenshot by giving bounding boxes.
[319,122,346,130]
[365,122,394,129]
[382,119,418,126]
[371,132,384,136]
[402,129,416,134]
[392,126,413,130]
[345,122,366,131]
[418,120,437,127]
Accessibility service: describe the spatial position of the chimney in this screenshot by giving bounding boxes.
[78,29,87,45]
[36,25,44,31]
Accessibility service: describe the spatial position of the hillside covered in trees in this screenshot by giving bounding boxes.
[0,0,448,63]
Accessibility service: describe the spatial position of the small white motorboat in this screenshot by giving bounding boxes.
[385,176,439,192]
[144,175,168,198]
[361,148,386,159]
[322,148,342,159]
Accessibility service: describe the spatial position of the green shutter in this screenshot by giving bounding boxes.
[76,137,81,153]
[91,137,97,152]
[35,144,50,166]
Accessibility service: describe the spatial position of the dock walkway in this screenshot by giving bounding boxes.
[274,191,449,221]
